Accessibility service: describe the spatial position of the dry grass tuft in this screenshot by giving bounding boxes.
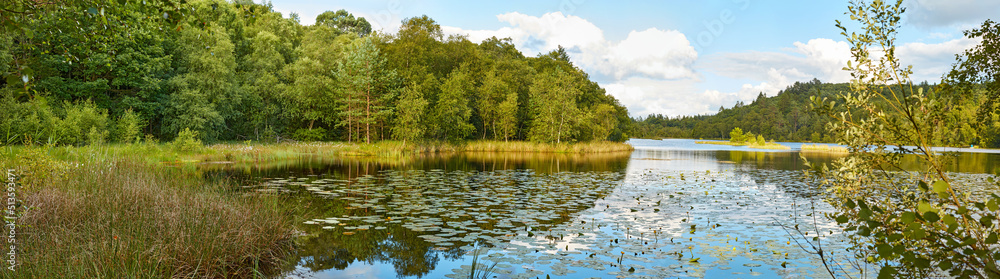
[13,158,294,278]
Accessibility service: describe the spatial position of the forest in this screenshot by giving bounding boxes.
[0,0,632,146]
[633,79,998,148]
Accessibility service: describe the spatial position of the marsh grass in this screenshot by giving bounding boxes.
[695,140,791,150]
[460,140,633,153]
[800,144,849,153]
[6,151,295,278]
[2,140,631,167]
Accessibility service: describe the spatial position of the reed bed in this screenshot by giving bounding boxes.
[460,140,633,153]
[800,144,850,153]
[5,149,295,278]
[695,140,791,150]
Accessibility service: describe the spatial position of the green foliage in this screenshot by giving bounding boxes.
[315,9,371,36]
[393,80,430,142]
[292,127,327,141]
[335,35,399,143]
[1,1,630,145]
[173,128,202,152]
[807,1,1000,277]
[947,19,1000,148]
[729,127,745,143]
[114,109,143,144]
[57,100,109,146]
[432,68,475,141]
[162,23,237,142]
[528,68,580,143]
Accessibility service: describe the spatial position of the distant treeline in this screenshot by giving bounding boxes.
[633,79,997,148]
[0,0,631,145]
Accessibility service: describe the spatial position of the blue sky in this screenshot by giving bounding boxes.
[265,0,999,117]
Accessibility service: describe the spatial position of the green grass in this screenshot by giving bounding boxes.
[694,140,743,146]
[801,144,849,153]
[460,140,633,153]
[1,140,632,166]
[3,148,295,278]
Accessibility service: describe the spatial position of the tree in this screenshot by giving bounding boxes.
[282,27,352,140]
[806,1,1000,277]
[432,68,474,141]
[729,127,745,143]
[335,35,398,143]
[578,103,616,141]
[315,9,371,37]
[392,74,433,142]
[947,19,1000,148]
[496,90,519,141]
[162,24,236,141]
[477,69,513,139]
[528,68,580,143]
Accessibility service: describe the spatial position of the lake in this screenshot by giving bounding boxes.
[209,139,1000,278]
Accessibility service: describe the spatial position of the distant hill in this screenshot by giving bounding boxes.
[632,79,993,147]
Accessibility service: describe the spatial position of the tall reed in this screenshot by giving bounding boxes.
[11,156,294,278]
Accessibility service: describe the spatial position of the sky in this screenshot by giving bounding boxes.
[264,0,999,118]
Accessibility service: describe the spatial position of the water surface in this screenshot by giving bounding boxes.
[209,139,1000,278]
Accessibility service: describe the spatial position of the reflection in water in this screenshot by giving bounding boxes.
[199,139,998,278]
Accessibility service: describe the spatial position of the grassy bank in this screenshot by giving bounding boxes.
[694,140,791,150]
[2,140,633,165]
[459,140,633,153]
[800,144,849,153]
[4,148,295,278]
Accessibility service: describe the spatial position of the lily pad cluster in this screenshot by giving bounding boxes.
[250,164,992,278]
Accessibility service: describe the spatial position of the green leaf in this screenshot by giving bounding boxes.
[87,7,98,14]
[900,212,915,224]
[942,214,956,226]
[836,215,849,223]
[980,216,994,227]
[986,232,998,244]
[844,198,857,209]
[877,266,897,279]
[923,212,940,223]
[913,257,930,269]
[938,260,953,270]
[988,199,998,212]
[917,180,929,191]
[876,243,892,258]
[917,201,937,214]
[932,180,949,194]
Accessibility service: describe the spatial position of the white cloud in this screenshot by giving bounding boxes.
[705,38,851,99]
[898,38,979,82]
[604,28,698,80]
[443,12,698,81]
[443,12,705,117]
[605,78,746,117]
[440,12,976,118]
[905,0,1000,28]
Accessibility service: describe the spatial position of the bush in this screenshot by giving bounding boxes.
[0,92,53,145]
[173,128,202,152]
[292,127,326,141]
[86,126,107,146]
[54,100,109,146]
[114,109,144,144]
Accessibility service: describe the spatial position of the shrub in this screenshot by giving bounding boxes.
[55,100,109,146]
[173,128,202,152]
[114,109,144,144]
[0,92,53,145]
[86,126,107,146]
